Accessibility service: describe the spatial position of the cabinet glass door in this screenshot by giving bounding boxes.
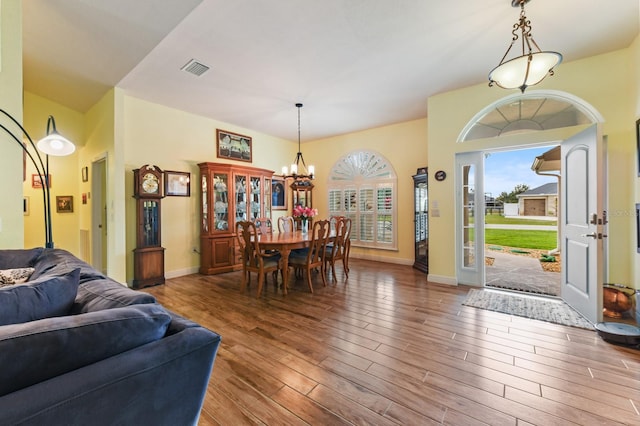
[213,173,229,232]
[414,177,428,271]
[249,176,261,220]
[235,174,248,223]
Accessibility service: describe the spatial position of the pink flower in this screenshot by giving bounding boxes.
[292,205,318,220]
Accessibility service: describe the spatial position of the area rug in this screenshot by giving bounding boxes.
[462,289,594,330]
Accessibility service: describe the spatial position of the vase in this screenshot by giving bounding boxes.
[301,219,308,234]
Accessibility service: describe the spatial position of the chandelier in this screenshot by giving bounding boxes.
[281,103,314,185]
[488,0,562,93]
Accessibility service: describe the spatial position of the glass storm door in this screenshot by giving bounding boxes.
[455,152,484,285]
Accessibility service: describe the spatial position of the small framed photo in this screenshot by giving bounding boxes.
[56,196,73,213]
[165,170,191,197]
[216,129,252,162]
[32,174,51,189]
[271,176,287,210]
[82,166,89,182]
[23,197,30,216]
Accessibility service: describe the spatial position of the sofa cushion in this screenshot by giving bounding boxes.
[71,278,156,314]
[0,248,44,269]
[0,267,35,286]
[0,268,80,326]
[30,248,105,284]
[0,303,171,397]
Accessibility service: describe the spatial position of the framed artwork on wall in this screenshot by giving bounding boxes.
[165,170,191,197]
[216,129,252,162]
[271,176,287,210]
[56,195,73,213]
[32,174,51,189]
[82,166,89,182]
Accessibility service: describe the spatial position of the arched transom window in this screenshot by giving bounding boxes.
[459,92,596,142]
[328,151,397,250]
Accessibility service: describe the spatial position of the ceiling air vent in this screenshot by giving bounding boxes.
[181,59,210,76]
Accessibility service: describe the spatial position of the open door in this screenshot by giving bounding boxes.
[561,124,604,324]
[455,151,484,285]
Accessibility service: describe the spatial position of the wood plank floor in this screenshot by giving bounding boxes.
[143,259,640,425]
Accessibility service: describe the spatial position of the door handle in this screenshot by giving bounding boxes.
[581,232,597,239]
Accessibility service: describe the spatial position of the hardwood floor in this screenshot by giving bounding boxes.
[144,259,640,425]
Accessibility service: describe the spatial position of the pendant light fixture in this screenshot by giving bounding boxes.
[488,0,562,93]
[281,103,314,184]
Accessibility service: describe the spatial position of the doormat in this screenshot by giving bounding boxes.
[462,289,594,330]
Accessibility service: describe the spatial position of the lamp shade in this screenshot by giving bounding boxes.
[489,51,562,92]
[37,132,75,156]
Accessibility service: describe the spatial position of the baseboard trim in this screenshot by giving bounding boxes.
[427,274,457,286]
[166,266,200,279]
[351,253,413,266]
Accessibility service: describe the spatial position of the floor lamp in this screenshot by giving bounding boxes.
[0,109,75,248]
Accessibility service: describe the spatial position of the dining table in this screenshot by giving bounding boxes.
[254,230,333,295]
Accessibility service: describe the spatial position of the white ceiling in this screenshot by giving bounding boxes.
[23,0,639,142]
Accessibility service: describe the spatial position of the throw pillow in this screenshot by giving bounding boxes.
[0,248,44,269]
[0,303,171,396]
[0,268,35,286]
[0,268,80,326]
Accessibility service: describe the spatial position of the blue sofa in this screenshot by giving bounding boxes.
[0,248,221,425]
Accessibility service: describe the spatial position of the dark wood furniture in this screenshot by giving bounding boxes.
[413,167,428,273]
[132,164,165,288]
[198,162,273,274]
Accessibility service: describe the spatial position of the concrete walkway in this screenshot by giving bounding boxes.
[485,250,561,296]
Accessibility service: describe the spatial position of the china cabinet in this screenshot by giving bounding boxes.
[413,167,428,273]
[198,162,273,274]
[132,164,165,288]
[290,179,313,208]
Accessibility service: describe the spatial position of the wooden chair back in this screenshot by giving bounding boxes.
[277,216,296,233]
[253,217,273,235]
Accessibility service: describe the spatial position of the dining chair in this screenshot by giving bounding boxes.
[277,216,296,233]
[329,216,352,274]
[237,220,282,297]
[253,217,273,235]
[324,217,351,280]
[288,219,330,293]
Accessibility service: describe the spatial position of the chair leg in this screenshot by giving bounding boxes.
[330,259,337,281]
[240,269,247,292]
[305,268,314,293]
[256,272,265,298]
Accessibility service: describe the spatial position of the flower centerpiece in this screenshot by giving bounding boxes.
[292,205,318,233]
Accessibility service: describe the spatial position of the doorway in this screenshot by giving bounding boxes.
[484,146,561,296]
[455,91,606,324]
[91,156,107,275]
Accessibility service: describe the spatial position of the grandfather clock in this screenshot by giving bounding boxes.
[132,164,165,288]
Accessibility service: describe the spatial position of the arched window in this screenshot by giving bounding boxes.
[328,151,397,250]
[458,91,598,142]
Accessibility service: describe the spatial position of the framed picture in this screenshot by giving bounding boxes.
[82,166,89,182]
[165,170,191,197]
[56,196,73,213]
[271,176,287,210]
[216,129,252,163]
[637,119,640,177]
[23,197,30,216]
[32,174,52,189]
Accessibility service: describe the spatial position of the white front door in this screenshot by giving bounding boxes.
[455,152,484,285]
[561,124,604,323]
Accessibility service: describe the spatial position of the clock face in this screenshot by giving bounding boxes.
[142,172,159,194]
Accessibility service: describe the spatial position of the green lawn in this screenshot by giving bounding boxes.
[484,229,557,250]
[472,214,558,226]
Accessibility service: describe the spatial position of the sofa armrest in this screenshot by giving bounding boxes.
[0,325,221,426]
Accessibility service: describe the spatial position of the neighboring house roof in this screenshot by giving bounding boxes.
[518,182,558,197]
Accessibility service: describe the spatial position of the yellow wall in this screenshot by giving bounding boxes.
[428,48,637,287]
[122,96,293,283]
[23,92,83,253]
[306,118,428,264]
[0,0,24,248]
